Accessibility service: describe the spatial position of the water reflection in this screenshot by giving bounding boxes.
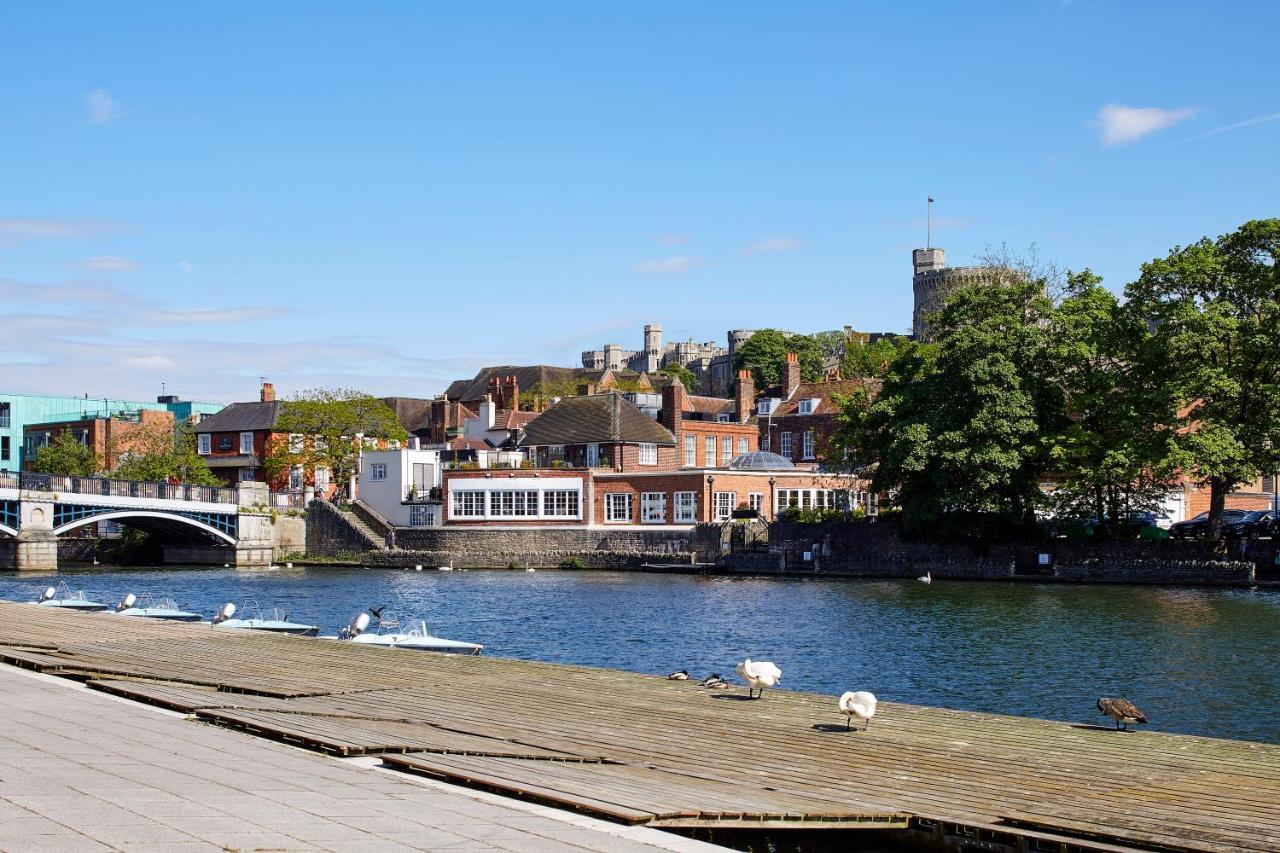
[1,567,1277,743]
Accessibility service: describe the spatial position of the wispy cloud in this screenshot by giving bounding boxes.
[743,236,802,255]
[1203,111,1280,137]
[1095,103,1197,146]
[85,89,123,124]
[636,256,699,274]
[121,355,176,371]
[0,277,139,305]
[0,217,123,246]
[654,233,690,246]
[142,307,290,325]
[72,256,139,272]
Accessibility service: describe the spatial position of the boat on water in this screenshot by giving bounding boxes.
[329,611,482,655]
[36,582,109,612]
[210,600,319,636]
[114,592,202,622]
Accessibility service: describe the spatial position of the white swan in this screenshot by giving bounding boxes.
[736,659,782,699]
[917,571,932,584]
[839,691,877,730]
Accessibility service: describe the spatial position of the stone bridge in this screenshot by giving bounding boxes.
[0,472,297,570]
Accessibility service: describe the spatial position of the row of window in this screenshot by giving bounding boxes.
[762,430,815,460]
[682,434,751,467]
[452,489,582,519]
[197,432,255,455]
[603,490,763,523]
[776,488,878,514]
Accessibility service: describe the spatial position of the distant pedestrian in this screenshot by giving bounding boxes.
[385,529,396,550]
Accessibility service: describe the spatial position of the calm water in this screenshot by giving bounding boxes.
[3,566,1278,744]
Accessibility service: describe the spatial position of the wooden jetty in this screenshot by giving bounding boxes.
[1,601,1277,852]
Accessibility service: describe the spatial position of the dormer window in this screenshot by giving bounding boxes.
[798,398,820,415]
[757,399,777,416]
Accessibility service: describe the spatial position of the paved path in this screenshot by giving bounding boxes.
[0,665,722,853]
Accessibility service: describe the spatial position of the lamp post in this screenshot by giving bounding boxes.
[768,476,776,522]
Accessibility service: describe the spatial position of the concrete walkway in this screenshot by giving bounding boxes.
[0,665,723,853]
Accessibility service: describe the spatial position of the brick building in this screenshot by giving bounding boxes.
[22,408,175,473]
[755,353,876,468]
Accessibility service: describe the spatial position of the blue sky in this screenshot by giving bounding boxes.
[3,2,1277,402]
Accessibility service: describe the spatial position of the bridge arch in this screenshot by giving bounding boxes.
[53,510,236,545]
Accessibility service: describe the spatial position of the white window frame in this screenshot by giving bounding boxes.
[542,490,581,518]
[197,433,211,455]
[803,430,815,460]
[640,492,666,524]
[713,491,736,522]
[370,463,388,481]
[586,443,600,467]
[453,491,486,517]
[798,398,817,415]
[673,491,697,523]
[780,431,793,458]
[721,437,732,466]
[738,436,749,456]
[605,493,633,523]
[289,465,304,491]
[683,435,696,467]
[314,467,329,491]
[705,436,716,467]
[409,505,432,527]
[638,443,657,466]
[239,431,254,454]
[288,433,303,453]
[749,493,763,513]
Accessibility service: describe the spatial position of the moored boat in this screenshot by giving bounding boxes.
[114,592,202,622]
[210,601,319,636]
[36,582,109,612]
[329,611,482,655]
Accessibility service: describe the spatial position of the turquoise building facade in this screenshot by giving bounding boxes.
[0,392,225,472]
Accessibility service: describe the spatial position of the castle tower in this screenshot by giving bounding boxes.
[603,343,623,370]
[643,324,662,373]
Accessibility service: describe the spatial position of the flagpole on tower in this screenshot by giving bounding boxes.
[927,196,934,249]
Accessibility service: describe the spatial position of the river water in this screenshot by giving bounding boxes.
[2,566,1277,744]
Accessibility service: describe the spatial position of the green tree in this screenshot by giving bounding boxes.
[30,431,99,477]
[113,423,221,486]
[1126,218,1280,540]
[841,279,1061,534]
[841,335,907,379]
[733,329,824,389]
[1044,271,1182,530]
[266,389,409,496]
[658,363,697,389]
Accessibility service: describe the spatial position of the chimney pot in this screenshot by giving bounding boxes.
[782,353,801,398]
[260,382,276,402]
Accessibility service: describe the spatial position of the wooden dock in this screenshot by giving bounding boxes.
[1,601,1277,852]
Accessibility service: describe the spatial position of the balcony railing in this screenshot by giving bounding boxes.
[270,491,307,509]
[12,472,239,504]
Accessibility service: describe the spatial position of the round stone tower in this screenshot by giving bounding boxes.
[643,324,662,373]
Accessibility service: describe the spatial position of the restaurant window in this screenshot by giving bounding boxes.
[673,491,697,523]
[489,490,540,517]
[605,493,633,523]
[640,492,666,524]
[453,491,486,517]
[713,491,736,521]
[542,490,580,518]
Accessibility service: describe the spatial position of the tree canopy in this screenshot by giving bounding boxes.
[733,329,825,389]
[657,362,697,389]
[30,431,99,477]
[113,423,221,487]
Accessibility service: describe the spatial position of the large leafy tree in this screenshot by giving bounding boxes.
[30,430,99,477]
[839,279,1061,533]
[841,335,908,379]
[1126,219,1280,540]
[265,389,409,496]
[113,423,221,486]
[657,362,697,389]
[733,329,825,389]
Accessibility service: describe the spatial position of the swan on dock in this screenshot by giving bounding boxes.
[839,691,877,730]
[667,670,689,680]
[736,659,781,699]
[1097,697,1147,731]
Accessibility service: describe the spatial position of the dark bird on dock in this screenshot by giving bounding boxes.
[369,605,387,621]
[667,670,689,680]
[700,673,723,687]
[1097,697,1148,731]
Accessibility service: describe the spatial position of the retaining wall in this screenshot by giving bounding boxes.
[376,526,699,569]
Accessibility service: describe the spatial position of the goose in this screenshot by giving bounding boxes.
[667,670,689,681]
[736,659,782,699]
[1097,697,1147,732]
[839,691,877,730]
[917,571,932,584]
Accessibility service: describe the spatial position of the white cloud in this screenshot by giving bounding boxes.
[0,217,122,246]
[73,256,139,272]
[1204,111,1280,137]
[143,307,290,325]
[121,355,176,371]
[85,89,123,124]
[177,261,193,274]
[636,256,699,273]
[1095,103,1197,146]
[743,236,803,255]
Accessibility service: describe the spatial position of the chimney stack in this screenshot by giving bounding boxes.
[660,377,686,438]
[260,382,276,402]
[504,375,519,410]
[782,352,801,399]
[734,369,755,424]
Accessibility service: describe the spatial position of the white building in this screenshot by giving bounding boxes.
[358,448,443,527]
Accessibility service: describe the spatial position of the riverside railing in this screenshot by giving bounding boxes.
[13,472,239,504]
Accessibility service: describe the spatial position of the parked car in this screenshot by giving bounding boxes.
[1223,510,1276,539]
[1169,509,1251,539]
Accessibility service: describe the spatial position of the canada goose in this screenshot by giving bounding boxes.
[917,571,932,584]
[667,670,689,680]
[839,691,877,730]
[1097,697,1147,731]
[736,659,782,699]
